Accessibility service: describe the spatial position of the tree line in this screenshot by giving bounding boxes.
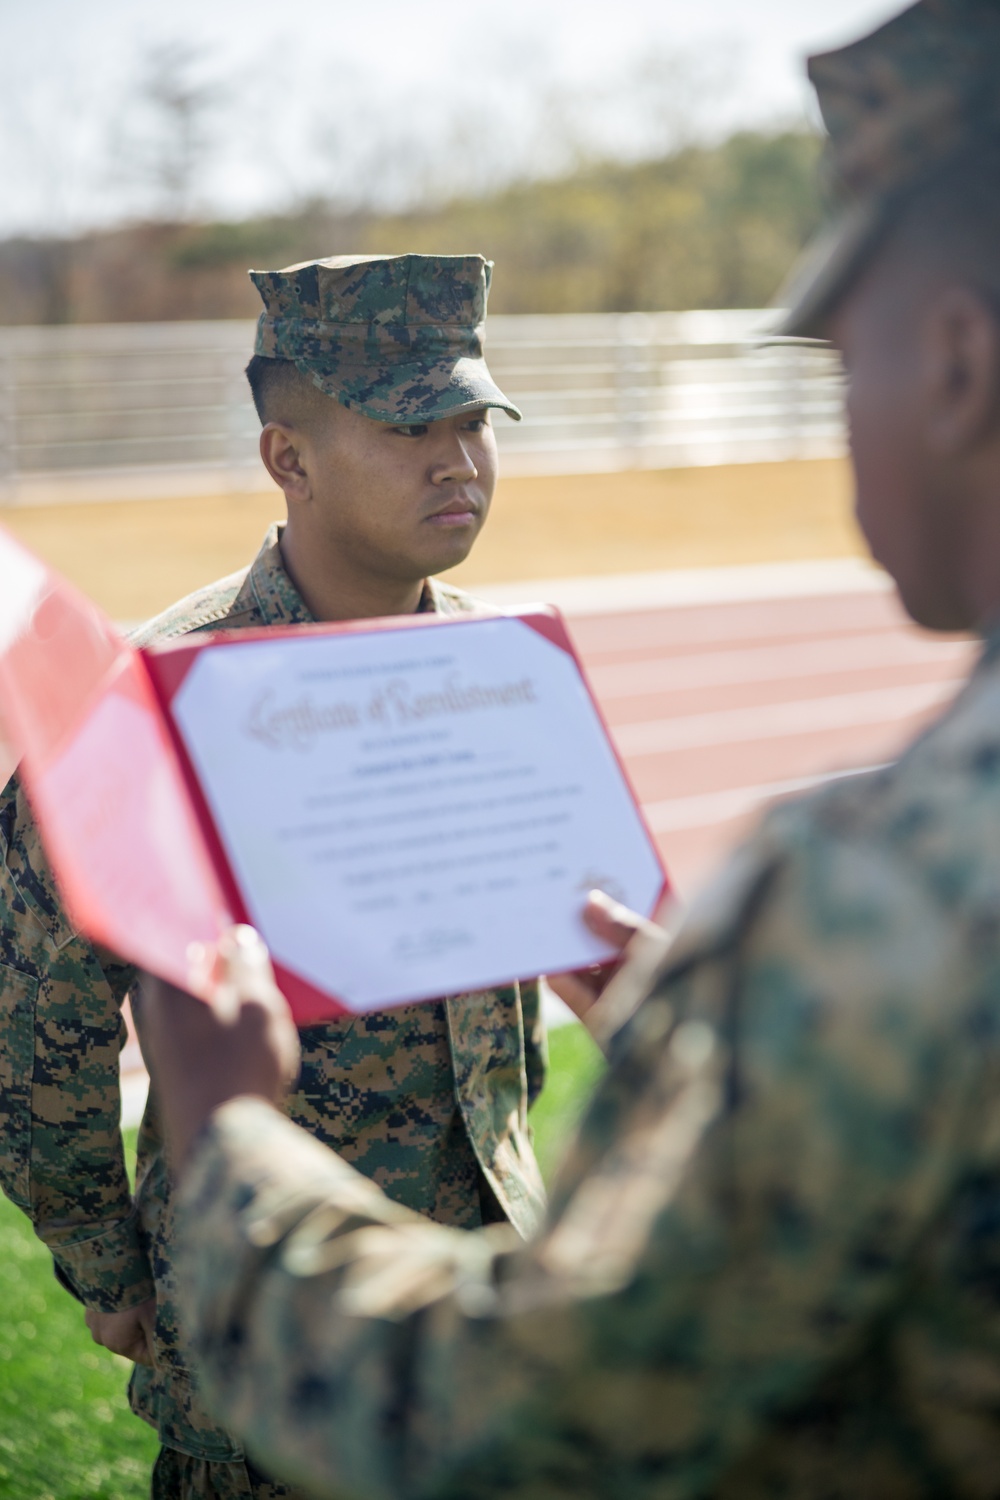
[0,129,823,325]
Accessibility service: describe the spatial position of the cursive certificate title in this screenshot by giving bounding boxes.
[245,672,537,751]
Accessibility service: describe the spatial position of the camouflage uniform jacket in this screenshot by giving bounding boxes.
[0,523,547,1463]
[176,629,1000,1498]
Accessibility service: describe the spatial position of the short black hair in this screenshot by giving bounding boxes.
[245,354,327,427]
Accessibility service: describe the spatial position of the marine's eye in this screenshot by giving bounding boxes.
[394,423,429,438]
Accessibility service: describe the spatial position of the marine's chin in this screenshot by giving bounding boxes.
[420,524,484,576]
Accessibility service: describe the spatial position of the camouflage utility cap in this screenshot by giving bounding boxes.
[777,0,1000,338]
[250,253,521,424]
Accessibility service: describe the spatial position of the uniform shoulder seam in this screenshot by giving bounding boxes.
[128,569,253,648]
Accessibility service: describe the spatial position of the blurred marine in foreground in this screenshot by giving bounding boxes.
[141,2,1000,1496]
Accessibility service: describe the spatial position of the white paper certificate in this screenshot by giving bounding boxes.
[169,612,665,1012]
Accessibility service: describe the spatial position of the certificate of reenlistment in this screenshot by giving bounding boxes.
[0,522,667,1023]
[150,611,668,1018]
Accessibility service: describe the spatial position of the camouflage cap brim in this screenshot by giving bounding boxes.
[251,253,521,424]
[772,198,891,340]
[296,351,522,424]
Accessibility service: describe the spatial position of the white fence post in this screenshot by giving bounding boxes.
[0,312,845,504]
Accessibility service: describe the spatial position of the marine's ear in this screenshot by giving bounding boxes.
[920,284,1000,457]
[259,422,312,508]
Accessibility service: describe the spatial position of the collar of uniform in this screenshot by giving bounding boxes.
[421,576,464,615]
[241,523,314,625]
[241,521,443,625]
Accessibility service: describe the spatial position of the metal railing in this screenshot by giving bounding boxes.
[0,311,845,504]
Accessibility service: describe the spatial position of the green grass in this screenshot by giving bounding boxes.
[0,1129,158,1500]
[0,1027,603,1499]
[531,1020,607,1181]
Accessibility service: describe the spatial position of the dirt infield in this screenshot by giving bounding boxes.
[1,457,862,620]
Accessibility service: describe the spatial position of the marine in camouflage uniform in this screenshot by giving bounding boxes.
[0,255,546,1499]
[147,3,1000,1496]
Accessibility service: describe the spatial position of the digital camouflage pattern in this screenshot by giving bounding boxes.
[178,629,1000,1499]
[778,0,1000,337]
[0,524,547,1485]
[151,1446,307,1500]
[810,0,1000,202]
[251,254,522,424]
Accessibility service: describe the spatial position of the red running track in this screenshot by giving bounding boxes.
[120,584,976,1112]
[569,588,975,900]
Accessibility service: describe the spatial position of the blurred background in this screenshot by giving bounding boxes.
[0,5,978,1493]
[0,0,887,595]
[2,0,893,292]
[0,0,961,893]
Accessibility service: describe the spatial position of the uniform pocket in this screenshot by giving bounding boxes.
[0,962,39,1210]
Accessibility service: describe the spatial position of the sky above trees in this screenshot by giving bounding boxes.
[2,0,901,236]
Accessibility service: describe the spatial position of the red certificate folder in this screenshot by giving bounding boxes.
[0,530,232,998]
[0,528,669,1022]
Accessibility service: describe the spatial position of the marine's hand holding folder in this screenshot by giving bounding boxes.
[0,527,668,1022]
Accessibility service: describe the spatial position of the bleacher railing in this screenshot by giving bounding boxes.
[0,310,844,504]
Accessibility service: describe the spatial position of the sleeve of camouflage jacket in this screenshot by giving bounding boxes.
[519,977,548,1108]
[0,777,152,1312]
[176,803,983,1500]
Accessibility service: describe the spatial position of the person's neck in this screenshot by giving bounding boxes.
[955,476,1000,637]
[279,524,425,621]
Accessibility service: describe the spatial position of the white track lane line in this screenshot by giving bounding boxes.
[587,633,972,700]
[474,557,892,615]
[643,764,886,833]
[613,680,958,757]
[121,1068,150,1128]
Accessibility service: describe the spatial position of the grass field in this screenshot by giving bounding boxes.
[0,1024,604,1499]
[0,1131,158,1500]
[1,457,861,620]
[529,1021,607,1180]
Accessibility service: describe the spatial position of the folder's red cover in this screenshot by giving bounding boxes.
[0,528,669,1023]
[0,530,231,998]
